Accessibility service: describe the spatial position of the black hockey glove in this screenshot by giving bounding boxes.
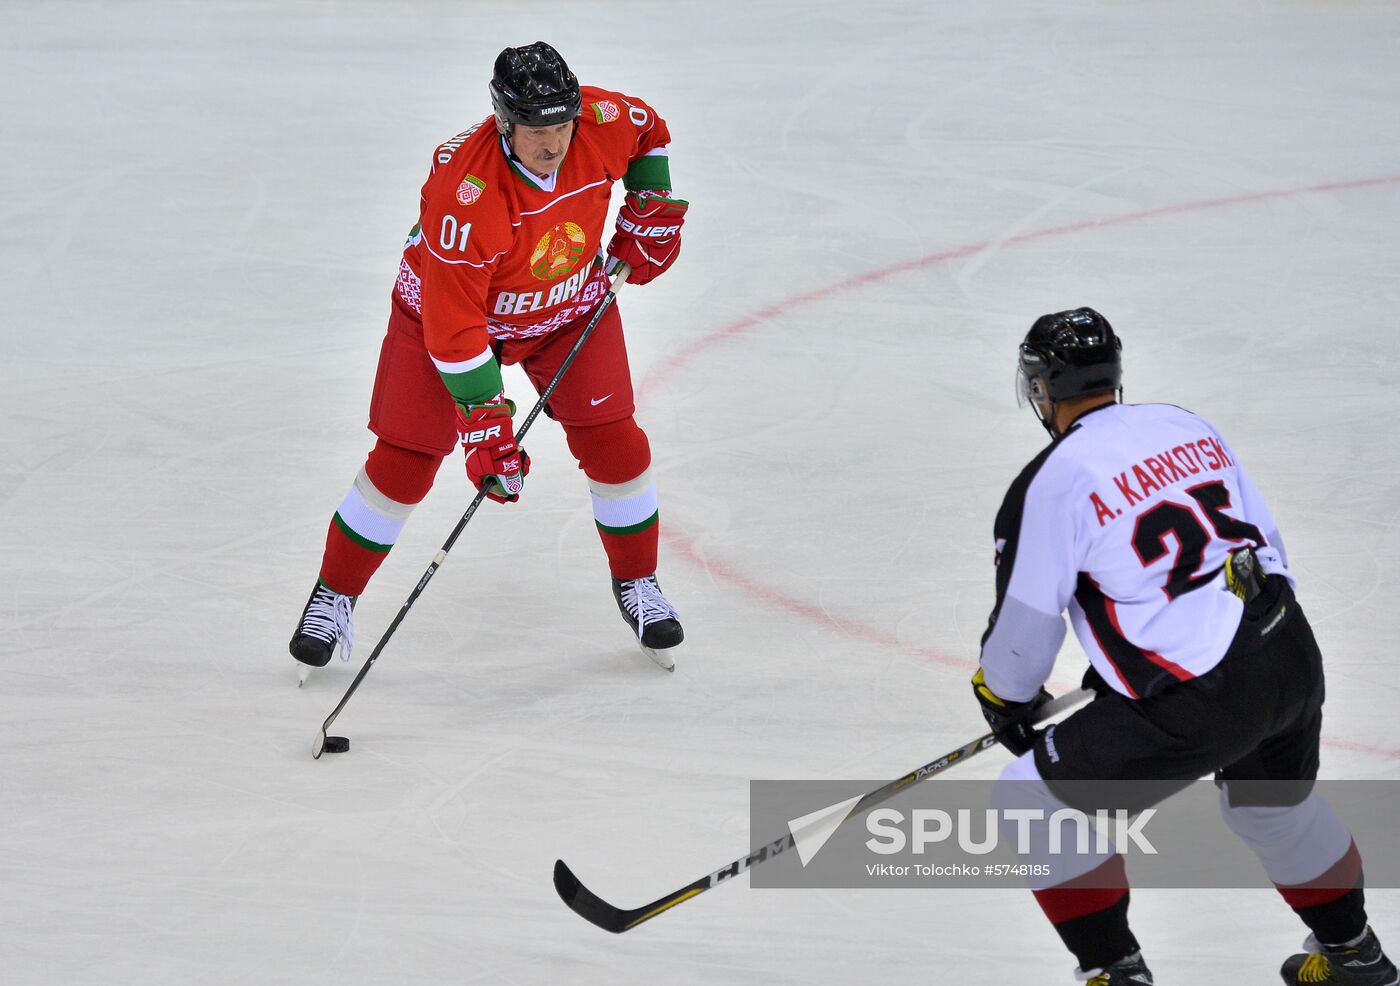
[971,668,1053,757]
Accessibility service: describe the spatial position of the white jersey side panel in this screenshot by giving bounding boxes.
[980,403,1293,701]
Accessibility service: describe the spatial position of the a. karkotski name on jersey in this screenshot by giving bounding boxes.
[494,263,592,316]
[1088,436,1236,527]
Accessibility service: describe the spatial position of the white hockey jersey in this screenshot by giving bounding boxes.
[979,403,1292,702]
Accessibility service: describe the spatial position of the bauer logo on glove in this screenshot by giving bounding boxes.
[455,398,530,503]
[615,216,683,239]
[607,191,689,285]
[458,424,504,445]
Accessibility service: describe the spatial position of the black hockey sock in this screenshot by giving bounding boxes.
[1275,844,1367,946]
[1293,886,1368,947]
[1050,892,1140,972]
[1033,855,1140,972]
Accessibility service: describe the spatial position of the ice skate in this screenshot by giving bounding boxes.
[289,581,357,679]
[612,574,683,671]
[1280,927,1399,985]
[1075,951,1154,985]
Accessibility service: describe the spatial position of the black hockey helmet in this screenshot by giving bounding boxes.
[489,42,581,135]
[1016,307,1122,418]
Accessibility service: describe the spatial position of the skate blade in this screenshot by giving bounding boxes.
[639,643,676,672]
[296,662,314,688]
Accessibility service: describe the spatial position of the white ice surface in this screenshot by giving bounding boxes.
[3,2,1399,984]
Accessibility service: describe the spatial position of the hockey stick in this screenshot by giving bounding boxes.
[553,685,1092,932]
[312,263,632,759]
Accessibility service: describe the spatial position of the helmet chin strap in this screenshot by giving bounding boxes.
[1026,379,1061,438]
[1033,388,1124,439]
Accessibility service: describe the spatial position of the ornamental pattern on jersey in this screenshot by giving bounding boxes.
[456,174,486,206]
[486,272,608,340]
[530,221,587,281]
[592,101,619,124]
[395,259,422,314]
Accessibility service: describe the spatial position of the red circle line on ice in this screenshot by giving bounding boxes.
[647,173,1400,761]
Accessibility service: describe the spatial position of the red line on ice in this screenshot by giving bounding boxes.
[648,173,1400,759]
[645,175,1400,398]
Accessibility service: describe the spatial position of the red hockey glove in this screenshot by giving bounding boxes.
[606,191,689,285]
[972,668,1053,757]
[456,398,530,503]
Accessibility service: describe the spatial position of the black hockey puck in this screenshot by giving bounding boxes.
[323,736,350,754]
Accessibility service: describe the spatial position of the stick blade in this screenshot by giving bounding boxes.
[553,859,632,934]
[553,859,709,933]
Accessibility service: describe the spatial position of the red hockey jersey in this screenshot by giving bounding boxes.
[393,86,671,406]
